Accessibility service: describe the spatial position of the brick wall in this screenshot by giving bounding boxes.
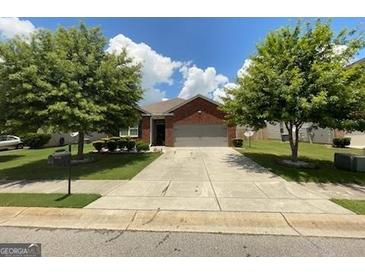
[172,97,225,124]
[165,116,174,146]
[165,97,235,146]
[141,116,150,143]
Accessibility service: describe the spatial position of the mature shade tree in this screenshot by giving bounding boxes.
[222,20,365,161]
[0,78,5,133]
[337,59,365,132]
[0,23,143,159]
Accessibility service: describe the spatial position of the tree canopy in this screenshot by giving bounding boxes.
[0,23,143,158]
[222,20,365,160]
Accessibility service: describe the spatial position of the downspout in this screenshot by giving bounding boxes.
[149,116,153,146]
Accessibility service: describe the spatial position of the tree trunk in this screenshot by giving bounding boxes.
[77,131,84,160]
[290,138,299,161]
[286,122,299,162]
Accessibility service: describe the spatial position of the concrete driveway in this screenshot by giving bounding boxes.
[86,147,352,214]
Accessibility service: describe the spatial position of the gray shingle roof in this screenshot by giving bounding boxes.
[347,57,365,67]
[141,98,186,114]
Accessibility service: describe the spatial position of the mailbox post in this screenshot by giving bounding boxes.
[244,130,254,148]
[68,144,71,195]
[48,149,72,194]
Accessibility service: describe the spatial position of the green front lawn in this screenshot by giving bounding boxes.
[0,144,161,180]
[331,199,365,215]
[0,193,101,208]
[237,140,365,185]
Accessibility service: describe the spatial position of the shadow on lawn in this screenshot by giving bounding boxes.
[222,153,280,179]
[0,154,24,163]
[55,194,71,201]
[243,152,365,185]
[0,152,157,186]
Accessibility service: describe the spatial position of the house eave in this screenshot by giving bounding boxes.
[165,94,221,113]
[141,113,174,117]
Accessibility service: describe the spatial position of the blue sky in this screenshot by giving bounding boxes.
[1,17,365,105]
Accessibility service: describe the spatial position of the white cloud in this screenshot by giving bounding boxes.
[333,44,347,55]
[0,17,36,39]
[139,87,166,106]
[107,34,182,105]
[237,59,252,78]
[212,82,238,103]
[178,65,229,100]
[210,59,251,103]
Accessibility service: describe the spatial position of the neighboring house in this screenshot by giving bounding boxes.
[45,132,107,147]
[236,58,365,146]
[344,131,365,148]
[342,57,365,147]
[237,122,343,144]
[120,94,236,147]
[264,122,338,144]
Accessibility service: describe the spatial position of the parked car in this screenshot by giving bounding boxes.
[0,135,24,150]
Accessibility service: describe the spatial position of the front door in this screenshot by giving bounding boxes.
[156,124,165,145]
[153,119,166,146]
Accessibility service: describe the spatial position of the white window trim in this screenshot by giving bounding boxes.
[120,125,139,137]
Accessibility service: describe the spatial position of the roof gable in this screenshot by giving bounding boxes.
[349,57,365,67]
[135,105,150,114]
[141,98,186,114]
[165,94,221,113]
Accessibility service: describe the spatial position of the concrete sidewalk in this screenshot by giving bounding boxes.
[0,207,364,238]
[0,179,124,195]
[300,182,365,200]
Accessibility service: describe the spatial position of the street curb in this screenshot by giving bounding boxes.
[0,207,364,238]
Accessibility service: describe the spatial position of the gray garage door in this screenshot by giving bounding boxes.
[174,124,228,147]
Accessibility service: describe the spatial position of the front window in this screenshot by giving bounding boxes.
[119,128,129,136]
[120,124,139,137]
[129,126,139,137]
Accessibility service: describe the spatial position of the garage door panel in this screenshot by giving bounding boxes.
[197,137,227,147]
[174,124,227,147]
[174,137,200,147]
[202,125,227,137]
[174,125,200,137]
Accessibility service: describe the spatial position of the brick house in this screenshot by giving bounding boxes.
[120,94,236,147]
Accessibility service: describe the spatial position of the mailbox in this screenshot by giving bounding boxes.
[48,151,71,166]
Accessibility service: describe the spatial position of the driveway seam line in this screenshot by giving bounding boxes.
[200,149,222,211]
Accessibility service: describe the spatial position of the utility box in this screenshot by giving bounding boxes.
[48,151,71,167]
[352,156,365,172]
[334,153,353,171]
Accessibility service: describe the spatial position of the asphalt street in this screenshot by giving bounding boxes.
[0,226,364,256]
